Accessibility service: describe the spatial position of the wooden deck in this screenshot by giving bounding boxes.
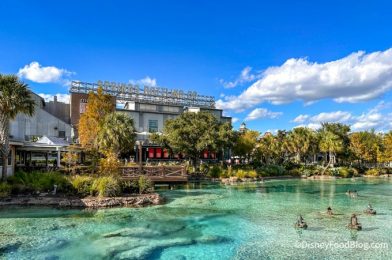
[120,165,189,183]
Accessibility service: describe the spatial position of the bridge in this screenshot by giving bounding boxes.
[120,165,189,183]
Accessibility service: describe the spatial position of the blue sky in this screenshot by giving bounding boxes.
[1,0,392,132]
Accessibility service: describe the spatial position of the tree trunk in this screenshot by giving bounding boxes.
[321,151,332,175]
[0,115,10,181]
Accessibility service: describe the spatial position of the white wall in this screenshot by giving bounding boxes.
[9,105,72,141]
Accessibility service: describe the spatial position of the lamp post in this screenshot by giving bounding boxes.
[135,140,143,173]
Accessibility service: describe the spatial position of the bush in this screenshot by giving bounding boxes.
[257,165,286,176]
[235,169,258,179]
[8,171,71,193]
[121,180,139,194]
[91,176,121,197]
[208,165,222,178]
[99,152,121,175]
[138,175,152,194]
[71,175,94,196]
[365,168,381,176]
[0,182,11,198]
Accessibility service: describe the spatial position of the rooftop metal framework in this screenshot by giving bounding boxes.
[70,80,215,108]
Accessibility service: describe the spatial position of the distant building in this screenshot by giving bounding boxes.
[1,80,233,176]
[239,122,247,133]
[69,80,231,141]
[1,93,72,176]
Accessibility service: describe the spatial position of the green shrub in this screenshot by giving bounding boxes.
[121,180,139,194]
[365,168,381,176]
[337,167,351,178]
[235,169,258,179]
[91,176,121,197]
[8,171,71,193]
[257,165,286,176]
[208,165,222,178]
[138,175,152,194]
[288,168,301,176]
[71,175,94,196]
[236,169,246,179]
[0,182,11,198]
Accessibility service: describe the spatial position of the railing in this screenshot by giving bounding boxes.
[120,165,187,179]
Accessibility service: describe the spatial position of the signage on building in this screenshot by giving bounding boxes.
[70,80,215,108]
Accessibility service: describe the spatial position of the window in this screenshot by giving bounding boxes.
[148,120,158,132]
[162,106,180,113]
[140,104,157,111]
[58,131,66,138]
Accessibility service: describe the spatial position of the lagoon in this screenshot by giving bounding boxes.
[1,178,392,259]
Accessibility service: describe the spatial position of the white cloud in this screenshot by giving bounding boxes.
[292,102,392,131]
[232,117,239,123]
[217,48,392,111]
[220,66,261,88]
[291,114,309,123]
[245,108,282,121]
[351,102,392,131]
[18,61,73,83]
[309,111,352,123]
[130,76,157,87]
[38,93,70,103]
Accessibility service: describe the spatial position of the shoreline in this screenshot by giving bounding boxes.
[0,193,164,209]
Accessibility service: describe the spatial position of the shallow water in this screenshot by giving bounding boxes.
[1,178,392,259]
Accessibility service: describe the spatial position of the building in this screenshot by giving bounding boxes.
[1,80,232,175]
[0,93,72,176]
[70,80,231,137]
[70,80,231,161]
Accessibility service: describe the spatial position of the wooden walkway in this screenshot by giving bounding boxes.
[120,165,189,183]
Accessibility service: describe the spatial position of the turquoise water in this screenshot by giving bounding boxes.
[1,178,392,259]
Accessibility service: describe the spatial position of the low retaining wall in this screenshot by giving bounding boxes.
[0,193,163,208]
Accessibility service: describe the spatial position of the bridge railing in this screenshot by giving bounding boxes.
[120,165,187,179]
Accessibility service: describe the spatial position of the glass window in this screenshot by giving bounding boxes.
[58,131,66,138]
[140,104,157,111]
[148,120,158,132]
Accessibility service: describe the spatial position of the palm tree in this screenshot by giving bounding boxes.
[319,130,343,174]
[96,112,136,157]
[0,74,35,180]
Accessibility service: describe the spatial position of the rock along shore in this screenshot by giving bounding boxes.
[0,193,164,208]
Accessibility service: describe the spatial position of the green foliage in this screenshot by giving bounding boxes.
[0,182,11,198]
[97,112,136,156]
[0,74,35,180]
[365,168,381,176]
[233,130,260,159]
[91,176,121,197]
[138,175,152,194]
[99,152,121,175]
[8,171,71,193]
[121,180,139,194]
[208,165,222,178]
[235,169,257,179]
[257,165,286,176]
[154,111,233,166]
[71,175,94,196]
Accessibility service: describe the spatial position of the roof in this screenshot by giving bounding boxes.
[36,136,70,146]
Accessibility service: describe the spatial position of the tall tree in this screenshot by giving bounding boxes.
[97,112,136,157]
[232,130,260,162]
[78,87,114,152]
[0,74,35,180]
[319,129,343,174]
[156,111,226,167]
[350,130,383,164]
[285,127,314,163]
[382,131,392,163]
